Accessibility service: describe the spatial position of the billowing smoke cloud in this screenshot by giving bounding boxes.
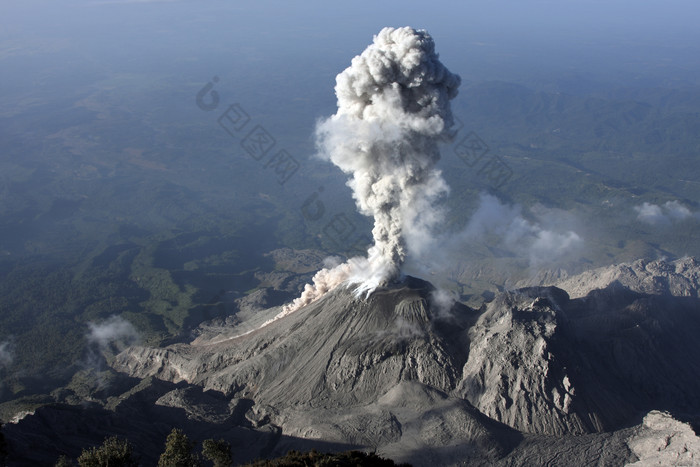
[87,315,140,351]
[405,193,583,276]
[285,27,460,312]
[485,194,582,265]
[429,288,460,318]
[635,201,698,225]
[453,193,583,266]
[0,340,13,368]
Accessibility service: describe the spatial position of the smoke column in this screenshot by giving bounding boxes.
[284,27,460,313]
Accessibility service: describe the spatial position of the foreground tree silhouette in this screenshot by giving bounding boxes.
[202,439,232,467]
[158,428,200,467]
[77,436,138,467]
[243,449,411,466]
[0,424,7,466]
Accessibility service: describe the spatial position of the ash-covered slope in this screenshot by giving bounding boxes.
[557,257,700,299]
[459,258,700,437]
[116,276,476,407]
[553,258,700,431]
[457,286,588,436]
[115,276,518,463]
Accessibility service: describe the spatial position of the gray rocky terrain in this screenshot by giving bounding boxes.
[4,258,700,465]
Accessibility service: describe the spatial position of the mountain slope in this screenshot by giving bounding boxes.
[115,276,518,463]
[112,260,700,464]
[458,258,700,436]
[5,260,700,465]
[116,277,477,406]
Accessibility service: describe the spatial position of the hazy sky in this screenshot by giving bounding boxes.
[2,0,700,93]
[2,0,699,242]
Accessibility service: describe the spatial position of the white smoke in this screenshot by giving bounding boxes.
[459,193,583,266]
[635,201,698,225]
[0,340,13,368]
[285,27,460,312]
[83,316,139,389]
[429,288,459,318]
[0,339,15,394]
[529,230,582,266]
[87,315,140,350]
[405,193,583,275]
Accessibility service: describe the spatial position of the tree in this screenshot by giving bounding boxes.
[77,436,138,467]
[202,439,232,467]
[243,449,411,466]
[158,428,200,467]
[55,455,73,467]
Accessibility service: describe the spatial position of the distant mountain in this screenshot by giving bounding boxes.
[4,260,700,465]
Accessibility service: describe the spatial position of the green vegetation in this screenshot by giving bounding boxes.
[0,225,279,405]
[62,441,406,467]
[52,429,235,466]
[158,428,200,467]
[53,429,236,467]
[130,243,198,334]
[244,449,410,467]
[77,436,138,467]
[202,439,232,467]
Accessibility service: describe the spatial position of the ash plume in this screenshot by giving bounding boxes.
[285,27,460,312]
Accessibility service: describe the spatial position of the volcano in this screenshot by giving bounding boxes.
[114,276,518,464]
[110,259,700,465]
[5,259,700,465]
